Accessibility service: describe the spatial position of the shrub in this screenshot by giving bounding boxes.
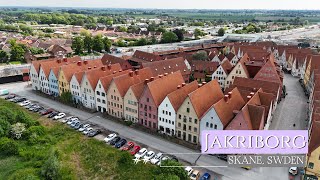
[41,151,61,180]
[124,120,133,126]
[15,111,37,127]
[0,118,11,137]
[8,168,39,180]
[0,137,19,156]
[10,123,27,140]
[0,106,16,124]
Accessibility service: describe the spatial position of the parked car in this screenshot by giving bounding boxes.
[109,137,121,146]
[289,167,298,176]
[53,113,66,120]
[78,124,90,132]
[157,156,170,166]
[14,97,26,103]
[130,146,141,155]
[40,109,53,116]
[104,133,117,143]
[185,166,194,176]
[19,100,31,106]
[121,141,134,151]
[73,123,83,130]
[144,151,155,160]
[115,139,127,148]
[134,148,148,159]
[33,106,44,112]
[29,105,40,111]
[70,120,80,128]
[25,103,35,109]
[67,118,78,125]
[82,127,93,135]
[190,170,200,180]
[0,89,9,96]
[200,172,211,180]
[87,129,101,137]
[62,116,74,123]
[48,111,59,118]
[151,152,163,164]
[5,94,15,100]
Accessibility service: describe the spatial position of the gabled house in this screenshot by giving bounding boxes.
[101,54,132,70]
[199,87,245,141]
[176,80,224,144]
[80,64,122,109]
[107,68,153,119]
[48,67,60,97]
[211,59,233,89]
[226,52,239,66]
[225,55,250,88]
[158,81,198,136]
[305,121,320,179]
[95,70,130,113]
[254,59,282,86]
[190,60,218,83]
[304,55,320,94]
[139,71,185,131]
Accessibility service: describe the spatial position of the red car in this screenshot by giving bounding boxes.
[122,141,134,151]
[130,145,141,155]
[40,108,53,115]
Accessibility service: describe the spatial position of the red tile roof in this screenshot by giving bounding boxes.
[101,54,132,70]
[188,80,224,119]
[98,70,131,92]
[254,60,282,85]
[220,59,233,74]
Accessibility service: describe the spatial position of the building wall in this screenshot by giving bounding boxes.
[211,56,220,63]
[107,82,124,118]
[211,66,227,89]
[48,70,59,97]
[38,68,50,94]
[304,62,311,88]
[230,56,239,66]
[158,97,176,136]
[58,71,70,95]
[306,147,320,178]
[95,80,108,113]
[139,87,158,130]
[30,65,39,91]
[225,63,248,88]
[123,88,139,123]
[80,74,96,109]
[199,107,223,145]
[176,97,200,144]
[70,75,82,104]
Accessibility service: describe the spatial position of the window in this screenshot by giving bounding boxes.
[194,127,197,133]
[206,122,209,127]
[194,119,197,124]
[193,136,197,143]
[179,114,181,119]
[189,117,192,122]
[214,124,217,129]
[147,98,149,102]
[169,112,171,116]
[188,134,192,141]
[187,108,190,113]
[111,95,113,99]
[188,126,191,131]
[166,111,168,115]
[178,123,181,127]
[308,162,314,169]
[102,92,105,97]
[210,123,213,128]
[97,91,100,95]
[149,106,151,111]
[97,98,100,102]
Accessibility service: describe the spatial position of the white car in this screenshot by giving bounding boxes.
[19,100,31,106]
[78,124,90,132]
[67,118,78,125]
[61,116,74,123]
[104,133,117,143]
[83,127,93,135]
[157,156,170,166]
[144,151,155,160]
[289,167,298,175]
[151,152,163,164]
[134,148,148,159]
[185,166,193,176]
[53,113,66,120]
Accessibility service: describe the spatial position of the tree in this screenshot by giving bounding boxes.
[92,35,104,53]
[118,26,127,32]
[103,37,112,53]
[155,174,179,180]
[19,24,33,35]
[173,29,184,42]
[147,23,156,32]
[192,50,208,61]
[156,27,167,33]
[9,41,26,62]
[72,36,84,55]
[41,151,61,180]
[217,28,225,36]
[161,32,178,43]
[194,28,206,39]
[83,35,93,53]
[29,47,45,55]
[0,119,11,137]
[59,92,73,104]
[136,38,148,46]
[0,137,19,156]
[0,50,8,63]
[11,123,27,139]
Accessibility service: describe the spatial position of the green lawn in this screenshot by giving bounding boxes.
[0,98,187,180]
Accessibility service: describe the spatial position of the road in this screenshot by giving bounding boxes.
[0,75,308,180]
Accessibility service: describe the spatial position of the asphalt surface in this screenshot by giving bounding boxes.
[0,75,308,180]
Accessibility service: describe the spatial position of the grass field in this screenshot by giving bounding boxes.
[0,98,187,180]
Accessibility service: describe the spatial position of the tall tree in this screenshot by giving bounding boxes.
[0,50,8,63]
[217,28,225,36]
[72,36,84,55]
[9,40,26,62]
[83,35,92,53]
[173,29,185,42]
[103,37,112,53]
[92,35,104,53]
[161,32,178,43]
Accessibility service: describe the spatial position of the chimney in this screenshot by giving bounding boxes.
[177,85,181,89]
[84,60,88,65]
[77,61,82,66]
[145,79,150,83]
[88,67,92,70]
[135,69,139,75]
[247,95,252,100]
[57,59,61,63]
[253,88,257,92]
[182,83,186,87]
[119,70,122,72]
[129,71,134,77]
[94,66,97,69]
[101,66,106,71]
[202,82,207,85]
[107,65,112,70]
[158,74,163,78]
[150,77,154,81]
[224,95,229,102]
[250,92,255,96]
[198,84,202,88]
[63,58,67,62]
[113,71,116,74]
[228,91,232,99]
[233,110,240,115]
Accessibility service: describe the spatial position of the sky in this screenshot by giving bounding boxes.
[0,0,319,10]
